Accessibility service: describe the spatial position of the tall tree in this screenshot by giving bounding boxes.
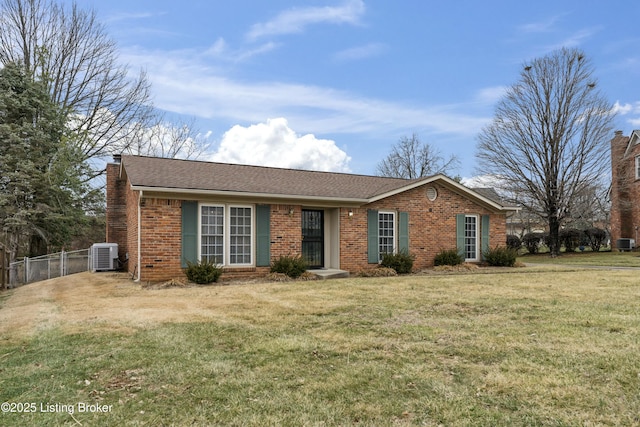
[0,0,154,176]
[376,133,459,179]
[0,62,83,261]
[476,48,614,256]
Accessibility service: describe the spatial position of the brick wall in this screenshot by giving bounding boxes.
[137,198,183,282]
[340,183,507,273]
[269,205,302,258]
[610,131,640,246]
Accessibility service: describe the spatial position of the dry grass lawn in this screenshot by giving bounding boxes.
[0,265,639,426]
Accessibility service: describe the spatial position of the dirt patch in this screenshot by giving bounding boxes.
[0,272,269,340]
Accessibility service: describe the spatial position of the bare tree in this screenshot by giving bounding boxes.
[0,0,154,177]
[476,47,614,256]
[376,133,459,179]
[126,116,211,160]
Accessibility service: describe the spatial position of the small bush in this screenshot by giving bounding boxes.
[522,232,545,254]
[434,248,463,266]
[185,259,222,284]
[380,250,414,274]
[584,227,607,252]
[560,228,583,252]
[270,255,308,278]
[506,234,522,250]
[483,246,517,267]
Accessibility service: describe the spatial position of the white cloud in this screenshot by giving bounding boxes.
[333,43,387,62]
[203,38,279,62]
[208,118,351,172]
[517,14,566,34]
[612,101,640,126]
[246,0,365,40]
[612,101,639,115]
[120,46,488,137]
[475,86,508,104]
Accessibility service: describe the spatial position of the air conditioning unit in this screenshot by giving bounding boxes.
[91,243,119,271]
[616,238,636,252]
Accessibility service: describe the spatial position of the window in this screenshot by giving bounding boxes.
[464,215,478,261]
[636,156,640,180]
[229,207,252,264]
[201,206,224,264]
[200,204,253,266]
[378,211,395,260]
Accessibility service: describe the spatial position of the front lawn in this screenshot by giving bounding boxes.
[519,250,640,267]
[1,269,639,426]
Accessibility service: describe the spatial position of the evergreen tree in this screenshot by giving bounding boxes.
[0,62,95,261]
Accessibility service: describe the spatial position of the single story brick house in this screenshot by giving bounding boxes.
[610,129,640,248]
[106,155,518,282]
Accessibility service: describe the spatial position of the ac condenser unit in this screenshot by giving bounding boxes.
[616,238,636,252]
[91,243,119,271]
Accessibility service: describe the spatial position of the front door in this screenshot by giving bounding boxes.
[302,209,324,269]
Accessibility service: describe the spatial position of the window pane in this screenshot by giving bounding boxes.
[378,212,395,261]
[465,216,477,260]
[230,207,252,264]
[201,206,224,264]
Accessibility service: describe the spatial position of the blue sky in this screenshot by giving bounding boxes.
[73,0,640,178]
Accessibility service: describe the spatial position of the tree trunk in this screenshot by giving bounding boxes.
[548,214,560,257]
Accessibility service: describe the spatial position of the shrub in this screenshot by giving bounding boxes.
[434,248,463,266]
[380,250,415,274]
[483,245,517,267]
[560,228,583,252]
[584,227,607,252]
[185,259,222,284]
[270,255,308,278]
[506,234,522,250]
[358,267,398,277]
[522,232,545,254]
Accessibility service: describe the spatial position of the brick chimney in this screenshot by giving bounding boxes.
[105,155,127,261]
[610,131,632,246]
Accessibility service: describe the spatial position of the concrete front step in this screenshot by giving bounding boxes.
[309,268,350,280]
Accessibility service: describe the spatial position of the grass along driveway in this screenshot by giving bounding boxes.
[0,269,639,426]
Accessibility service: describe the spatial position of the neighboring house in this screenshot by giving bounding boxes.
[106,155,519,282]
[610,130,640,247]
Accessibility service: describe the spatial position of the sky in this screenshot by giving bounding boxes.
[70,0,640,179]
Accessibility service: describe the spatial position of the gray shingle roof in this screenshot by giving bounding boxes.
[121,155,417,200]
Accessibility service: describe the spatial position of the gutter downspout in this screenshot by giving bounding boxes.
[136,190,142,282]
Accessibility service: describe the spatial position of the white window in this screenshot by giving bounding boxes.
[378,211,396,261]
[200,204,253,266]
[229,207,252,264]
[201,205,224,264]
[464,215,479,261]
[636,156,640,180]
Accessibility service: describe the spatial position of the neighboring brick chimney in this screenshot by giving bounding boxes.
[610,131,632,246]
[105,155,127,261]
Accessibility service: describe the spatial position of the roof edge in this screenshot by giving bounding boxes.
[131,185,370,205]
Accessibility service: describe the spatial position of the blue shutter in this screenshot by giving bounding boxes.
[456,214,465,259]
[481,214,490,260]
[256,205,271,267]
[398,212,409,253]
[181,201,198,267]
[367,209,379,263]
